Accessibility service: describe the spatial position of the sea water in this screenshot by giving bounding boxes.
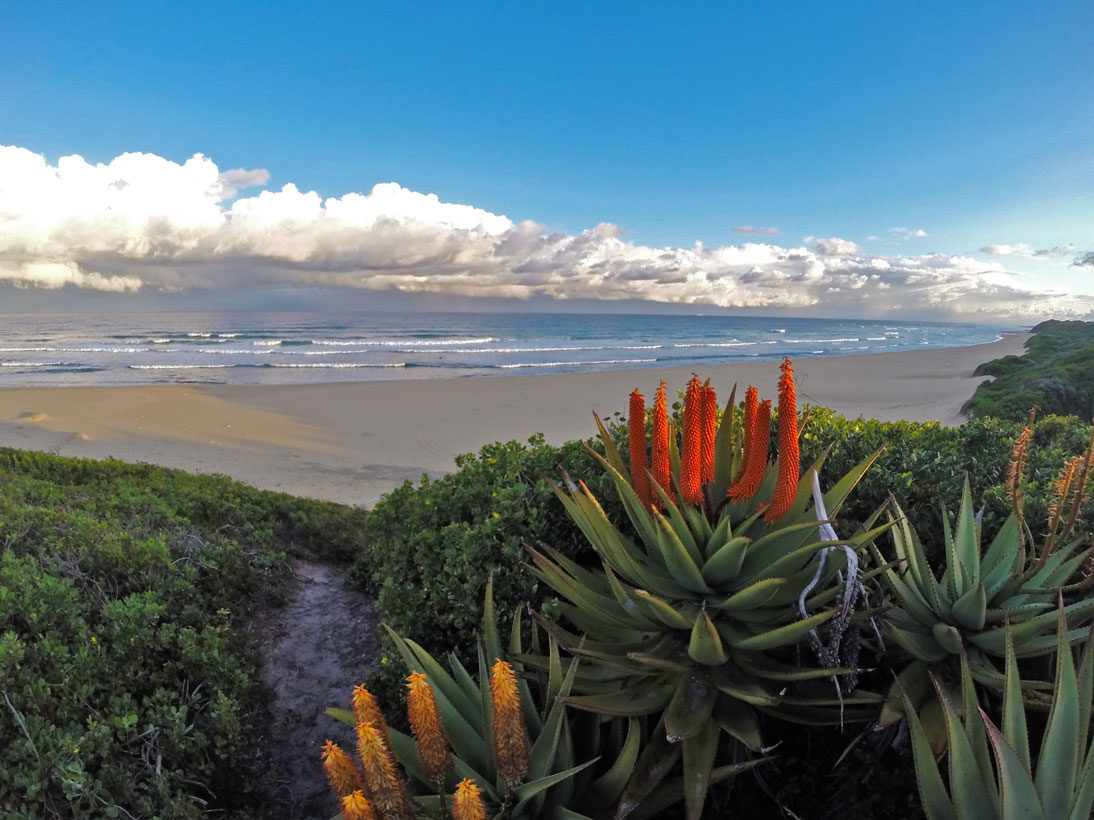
[0,311,1020,387]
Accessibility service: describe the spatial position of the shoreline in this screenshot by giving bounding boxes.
[0,333,1030,506]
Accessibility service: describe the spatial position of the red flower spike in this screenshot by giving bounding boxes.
[700,380,717,484]
[651,381,671,506]
[628,389,650,507]
[733,387,758,484]
[765,358,800,521]
[728,399,771,501]
[681,376,704,505]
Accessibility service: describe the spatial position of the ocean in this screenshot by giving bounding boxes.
[0,311,1020,388]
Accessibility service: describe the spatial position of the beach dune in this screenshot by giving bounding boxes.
[0,333,1029,506]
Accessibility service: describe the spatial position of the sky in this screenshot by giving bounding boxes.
[1,1,1092,319]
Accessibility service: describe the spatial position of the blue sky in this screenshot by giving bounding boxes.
[2,1,1092,316]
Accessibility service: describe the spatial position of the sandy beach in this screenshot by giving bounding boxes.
[0,332,1029,506]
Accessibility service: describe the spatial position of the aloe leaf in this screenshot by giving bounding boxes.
[564,678,675,717]
[624,759,770,820]
[730,609,835,651]
[878,660,931,727]
[483,574,502,668]
[703,513,733,561]
[710,664,780,706]
[664,670,717,742]
[955,477,980,591]
[650,509,714,594]
[688,610,728,666]
[1066,735,1094,820]
[887,622,949,663]
[982,710,1048,820]
[592,410,630,477]
[959,654,999,817]
[712,386,738,497]
[587,717,641,804]
[511,758,600,810]
[982,514,1021,579]
[1034,606,1081,817]
[821,447,884,519]
[615,717,682,820]
[710,577,785,612]
[952,583,987,631]
[737,521,824,578]
[701,536,751,586]
[1001,628,1032,772]
[903,692,958,820]
[681,723,719,820]
[714,692,763,750]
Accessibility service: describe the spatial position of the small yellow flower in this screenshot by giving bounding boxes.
[452,778,487,820]
[90,637,97,644]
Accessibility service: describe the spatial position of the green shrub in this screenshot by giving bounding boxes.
[964,319,1094,421]
[0,448,368,818]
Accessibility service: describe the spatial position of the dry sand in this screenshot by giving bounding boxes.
[0,332,1029,506]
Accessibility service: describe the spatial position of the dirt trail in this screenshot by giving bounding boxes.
[251,560,380,819]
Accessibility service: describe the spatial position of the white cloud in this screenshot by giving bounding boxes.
[981,242,1076,259]
[806,236,859,256]
[217,167,271,198]
[891,226,928,239]
[0,145,1090,319]
[732,225,780,236]
[1075,251,1094,268]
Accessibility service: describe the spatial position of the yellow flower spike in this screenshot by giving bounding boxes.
[341,789,378,820]
[321,740,364,799]
[406,671,453,782]
[489,659,530,785]
[356,722,414,820]
[452,778,487,820]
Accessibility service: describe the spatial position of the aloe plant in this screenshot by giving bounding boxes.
[325,578,764,819]
[525,363,890,819]
[906,607,1094,820]
[875,478,1094,741]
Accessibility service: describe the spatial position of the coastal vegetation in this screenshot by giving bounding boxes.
[964,319,1094,421]
[0,450,366,818]
[5,332,1094,817]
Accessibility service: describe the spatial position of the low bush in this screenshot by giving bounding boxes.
[963,319,1094,421]
[0,449,368,818]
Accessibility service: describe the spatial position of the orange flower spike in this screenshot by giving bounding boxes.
[628,389,650,507]
[341,790,379,820]
[650,381,672,505]
[680,376,704,505]
[322,740,364,799]
[733,387,759,483]
[356,723,414,820]
[351,685,393,757]
[728,399,771,501]
[700,380,718,484]
[765,358,800,520]
[406,671,452,781]
[490,659,531,785]
[452,778,488,820]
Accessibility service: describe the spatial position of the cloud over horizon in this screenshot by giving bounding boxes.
[1,145,1090,319]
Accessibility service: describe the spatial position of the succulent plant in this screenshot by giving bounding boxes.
[323,578,764,820]
[524,361,890,818]
[875,477,1094,738]
[905,607,1094,820]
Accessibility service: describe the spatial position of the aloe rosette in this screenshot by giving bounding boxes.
[324,578,763,820]
[875,478,1094,738]
[906,607,1094,820]
[525,360,889,819]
